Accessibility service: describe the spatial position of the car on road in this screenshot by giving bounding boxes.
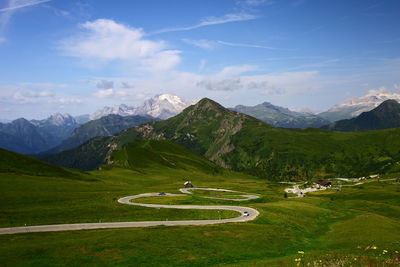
[159,192,166,196]
[243,211,249,217]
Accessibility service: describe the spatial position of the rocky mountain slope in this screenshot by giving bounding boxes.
[322,99,400,131]
[31,113,79,146]
[0,113,79,154]
[0,118,52,154]
[232,102,329,128]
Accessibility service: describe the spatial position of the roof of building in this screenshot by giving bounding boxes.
[316,179,331,186]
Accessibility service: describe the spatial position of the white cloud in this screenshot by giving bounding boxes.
[183,39,283,50]
[182,39,217,49]
[93,88,133,99]
[12,90,54,103]
[96,80,114,89]
[198,69,320,94]
[57,97,83,104]
[0,83,83,105]
[153,13,257,34]
[13,90,83,104]
[60,19,181,71]
[237,0,273,7]
[0,0,51,12]
[198,59,207,72]
[217,64,259,77]
[216,40,281,50]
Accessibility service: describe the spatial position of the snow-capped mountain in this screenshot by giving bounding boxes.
[89,104,136,120]
[134,94,191,119]
[319,89,400,122]
[89,94,193,120]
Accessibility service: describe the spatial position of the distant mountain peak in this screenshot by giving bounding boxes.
[322,99,400,131]
[319,89,400,122]
[89,94,192,120]
[47,113,77,126]
[376,99,400,110]
[231,101,329,128]
[136,94,191,119]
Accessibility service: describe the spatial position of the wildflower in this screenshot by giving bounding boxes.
[383,249,388,254]
[294,258,301,262]
[396,251,399,254]
[298,251,305,254]
[371,245,378,250]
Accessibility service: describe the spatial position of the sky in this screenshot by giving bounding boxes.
[0,0,399,120]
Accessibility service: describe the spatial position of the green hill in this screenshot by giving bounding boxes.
[322,99,400,131]
[109,139,222,174]
[0,148,79,178]
[36,136,113,171]
[40,98,400,180]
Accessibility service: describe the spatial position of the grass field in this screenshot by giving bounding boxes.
[1,163,400,266]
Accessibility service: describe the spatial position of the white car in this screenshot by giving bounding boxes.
[243,211,250,217]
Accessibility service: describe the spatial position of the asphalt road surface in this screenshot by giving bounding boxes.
[0,188,260,235]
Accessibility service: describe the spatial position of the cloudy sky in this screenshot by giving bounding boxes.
[0,0,399,119]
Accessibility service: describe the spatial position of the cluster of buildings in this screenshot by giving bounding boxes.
[312,179,332,189]
[358,174,380,181]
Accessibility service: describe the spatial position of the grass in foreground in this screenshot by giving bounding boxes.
[1,166,399,266]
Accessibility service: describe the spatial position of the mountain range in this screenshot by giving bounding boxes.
[322,99,400,131]
[89,94,192,120]
[0,94,189,154]
[2,90,400,155]
[47,114,157,153]
[0,114,79,154]
[39,98,400,180]
[318,90,400,121]
[231,102,329,128]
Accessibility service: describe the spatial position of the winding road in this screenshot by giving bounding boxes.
[0,187,260,235]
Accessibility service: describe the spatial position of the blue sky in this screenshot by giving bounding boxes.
[0,0,399,119]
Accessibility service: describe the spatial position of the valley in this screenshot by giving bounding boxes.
[1,138,400,266]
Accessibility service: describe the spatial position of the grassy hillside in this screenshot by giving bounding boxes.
[1,135,400,265]
[40,98,400,180]
[109,140,222,174]
[132,98,400,180]
[0,167,399,266]
[0,142,249,228]
[36,136,113,171]
[0,148,80,178]
[227,119,400,180]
